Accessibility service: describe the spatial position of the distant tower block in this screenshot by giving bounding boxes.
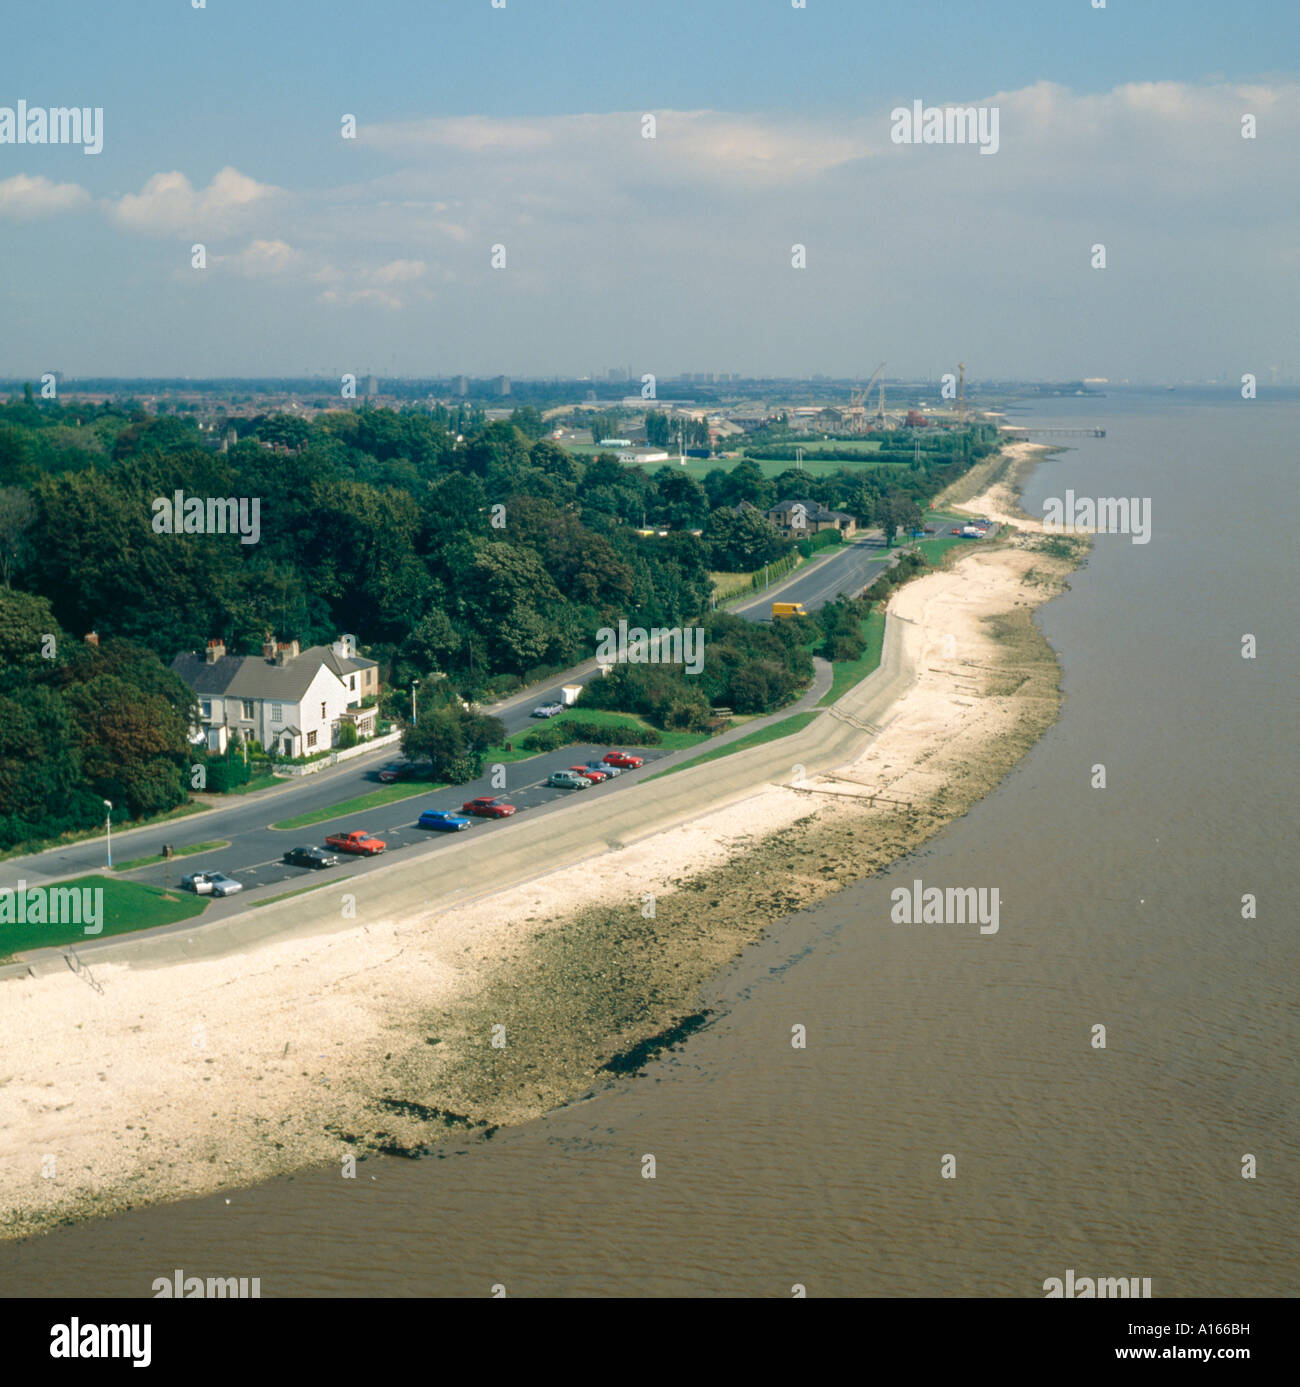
[364,374,379,398]
[495,375,511,396]
[454,375,469,396]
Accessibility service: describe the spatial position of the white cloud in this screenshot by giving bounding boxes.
[217,238,302,277]
[108,166,279,234]
[0,173,90,219]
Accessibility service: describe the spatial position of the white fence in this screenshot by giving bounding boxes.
[276,729,403,778]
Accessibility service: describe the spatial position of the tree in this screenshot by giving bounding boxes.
[705,506,787,571]
[0,488,34,586]
[644,409,671,448]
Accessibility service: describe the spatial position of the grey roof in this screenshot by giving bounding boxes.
[771,498,853,522]
[173,647,346,702]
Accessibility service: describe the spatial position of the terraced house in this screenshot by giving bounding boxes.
[171,637,379,757]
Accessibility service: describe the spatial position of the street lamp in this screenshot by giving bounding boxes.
[411,679,419,726]
[103,800,113,870]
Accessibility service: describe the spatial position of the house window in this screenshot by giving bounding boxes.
[350,675,356,691]
[242,700,255,720]
[200,699,212,719]
[271,703,283,723]
[321,701,326,719]
[307,731,317,748]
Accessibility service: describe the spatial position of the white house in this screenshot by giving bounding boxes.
[172,637,379,758]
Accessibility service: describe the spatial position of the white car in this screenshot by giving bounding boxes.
[181,872,215,895]
[531,702,564,718]
[205,872,243,897]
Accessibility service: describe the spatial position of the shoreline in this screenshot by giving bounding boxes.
[0,441,1089,1243]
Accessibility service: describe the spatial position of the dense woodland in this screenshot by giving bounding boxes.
[0,391,994,846]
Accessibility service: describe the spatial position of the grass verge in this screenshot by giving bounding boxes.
[818,611,887,706]
[643,711,821,781]
[113,840,229,873]
[272,783,436,831]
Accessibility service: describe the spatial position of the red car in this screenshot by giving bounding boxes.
[603,751,643,769]
[570,764,608,783]
[461,796,516,819]
[324,829,387,856]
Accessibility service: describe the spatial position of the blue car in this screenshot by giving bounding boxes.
[417,809,473,832]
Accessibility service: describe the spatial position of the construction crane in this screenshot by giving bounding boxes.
[850,362,886,432]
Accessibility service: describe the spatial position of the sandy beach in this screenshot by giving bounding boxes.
[0,442,1088,1242]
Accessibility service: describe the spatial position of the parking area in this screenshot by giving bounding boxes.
[127,745,673,902]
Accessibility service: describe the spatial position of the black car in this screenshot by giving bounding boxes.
[377,759,432,783]
[283,845,341,869]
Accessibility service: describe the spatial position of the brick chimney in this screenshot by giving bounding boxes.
[274,639,300,667]
[84,631,99,647]
[205,639,226,664]
[262,638,277,659]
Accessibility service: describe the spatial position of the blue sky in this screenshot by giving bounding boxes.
[2,1,1297,379]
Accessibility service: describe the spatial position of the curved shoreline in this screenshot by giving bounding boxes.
[0,442,1089,1243]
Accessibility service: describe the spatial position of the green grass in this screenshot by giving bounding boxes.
[818,611,887,706]
[0,876,207,960]
[643,711,821,780]
[909,535,971,565]
[542,706,712,752]
[113,840,229,873]
[272,782,437,831]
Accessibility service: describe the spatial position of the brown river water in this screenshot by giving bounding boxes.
[1,390,1295,1297]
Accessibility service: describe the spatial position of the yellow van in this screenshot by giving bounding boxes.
[772,601,808,620]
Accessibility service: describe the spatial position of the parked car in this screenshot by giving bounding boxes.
[584,759,620,778]
[531,701,564,718]
[547,770,590,790]
[324,830,388,855]
[377,759,426,783]
[181,871,215,895]
[570,764,608,782]
[417,809,473,831]
[283,846,341,870]
[952,527,964,535]
[205,872,243,897]
[603,751,644,769]
[461,796,516,818]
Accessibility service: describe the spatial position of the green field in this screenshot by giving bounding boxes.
[0,876,207,960]
[818,611,887,706]
[114,840,229,873]
[643,711,821,780]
